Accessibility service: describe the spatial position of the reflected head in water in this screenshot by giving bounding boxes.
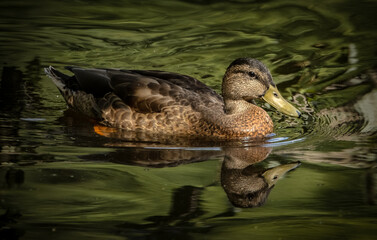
[221,146,300,208]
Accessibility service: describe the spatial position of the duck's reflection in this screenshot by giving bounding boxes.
[82,143,300,208]
[82,145,222,167]
[82,145,302,239]
[221,147,300,208]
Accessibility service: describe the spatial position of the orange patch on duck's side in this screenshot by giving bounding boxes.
[93,125,117,137]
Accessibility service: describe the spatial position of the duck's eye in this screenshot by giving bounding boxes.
[248,71,257,78]
[273,92,279,98]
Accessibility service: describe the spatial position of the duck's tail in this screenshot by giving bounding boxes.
[44,66,71,93]
[45,66,101,119]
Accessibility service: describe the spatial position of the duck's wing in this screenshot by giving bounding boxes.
[128,70,220,99]
[66,67,224,113]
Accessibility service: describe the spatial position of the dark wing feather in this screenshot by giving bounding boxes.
[67,67,224,113]
[128,70,221,99]
[66,67,113,97]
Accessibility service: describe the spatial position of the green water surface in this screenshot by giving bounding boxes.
[0,0,376,239]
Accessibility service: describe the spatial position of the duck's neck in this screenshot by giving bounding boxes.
[206,98,274,139]
[224,99,253,114]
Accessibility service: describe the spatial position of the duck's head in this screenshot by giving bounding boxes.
[221,147,301,208]
[222,58,301,117]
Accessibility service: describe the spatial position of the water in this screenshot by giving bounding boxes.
[1,0,376,239]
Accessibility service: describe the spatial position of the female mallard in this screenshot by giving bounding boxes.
[45,58,300,140]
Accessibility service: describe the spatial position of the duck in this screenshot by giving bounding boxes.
[45,58,300,140]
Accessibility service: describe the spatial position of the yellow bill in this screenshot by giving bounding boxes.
[262,162,301,187]
[262,85,301,117]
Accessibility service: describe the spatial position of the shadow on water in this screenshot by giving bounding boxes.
[0,59,57,164]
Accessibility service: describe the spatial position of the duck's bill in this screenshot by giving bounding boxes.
[262,161,301,187]
[262,85,301,117]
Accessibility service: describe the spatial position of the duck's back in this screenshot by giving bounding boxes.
[46,66,225,136]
